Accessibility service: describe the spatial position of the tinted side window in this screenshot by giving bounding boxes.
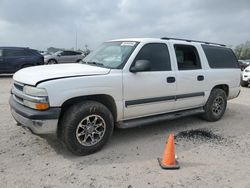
[67,51,76,55]
[74,51,81,55]
[134,43,171,71]
[174,45,201,70]
[30,49,40,56]
[4,49,25,57]
[23,49,34,56]
[0,49,2,57]
[202,45,238,68]
[60,51,68,56]
[62,51,75,56]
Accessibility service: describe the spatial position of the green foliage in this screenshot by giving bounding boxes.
[234,41,250,60]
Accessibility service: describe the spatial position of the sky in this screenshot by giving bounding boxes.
[0,0,250,50]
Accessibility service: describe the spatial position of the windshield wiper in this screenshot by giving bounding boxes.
[87,61,105,67]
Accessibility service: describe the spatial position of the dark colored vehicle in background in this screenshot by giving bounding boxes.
[238,60,250,71]
[0,47,44,74]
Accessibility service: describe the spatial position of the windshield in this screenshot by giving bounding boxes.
[82,41,138,69]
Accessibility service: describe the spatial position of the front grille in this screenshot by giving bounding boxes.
[12,81,25,105]
[14,82,24,91]
[13,95,24,104]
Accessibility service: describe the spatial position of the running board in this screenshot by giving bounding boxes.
[117,107,204,129]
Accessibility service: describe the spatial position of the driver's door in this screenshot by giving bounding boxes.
[123,43,176,119]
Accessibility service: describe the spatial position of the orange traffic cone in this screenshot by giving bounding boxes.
[158,133,180,169]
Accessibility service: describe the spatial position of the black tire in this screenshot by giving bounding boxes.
[76,59,81,63]
[47,59,57,65]
[240,79,248,87]
[202,88,227,122]
[59,101,114,156]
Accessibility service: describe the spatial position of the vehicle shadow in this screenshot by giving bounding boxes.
[43,102,250,166]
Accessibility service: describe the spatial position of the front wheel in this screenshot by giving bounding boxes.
[59,101,114,156]
[47,59,57,65]
[202,88,227,122]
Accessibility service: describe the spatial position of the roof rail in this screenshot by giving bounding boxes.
[161,37,226,47]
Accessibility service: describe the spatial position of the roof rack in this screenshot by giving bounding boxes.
[161,37,226,47]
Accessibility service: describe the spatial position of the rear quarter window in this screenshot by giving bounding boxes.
[23,49,36,56]
[29,49,41,56]
[202,45,239,69]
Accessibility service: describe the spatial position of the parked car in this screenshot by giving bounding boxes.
[9,38,241,155]
[238,60,249,71]
[0,47,44,74]
[44,50,84,64]
[241,66,250,87]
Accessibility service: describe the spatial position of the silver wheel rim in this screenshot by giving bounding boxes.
[212,96,224,116]
[76,115,106,146]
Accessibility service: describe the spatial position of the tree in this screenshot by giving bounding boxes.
[234,41,250,60]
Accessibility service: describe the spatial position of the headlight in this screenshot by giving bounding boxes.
[23,85,48,96]
[23,86,49,110]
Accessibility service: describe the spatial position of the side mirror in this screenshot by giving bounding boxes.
[130,60,151,73]
[57,54,61,57]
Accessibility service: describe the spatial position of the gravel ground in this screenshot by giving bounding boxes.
[1,76,250,188]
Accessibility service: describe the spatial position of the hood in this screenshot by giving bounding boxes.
[13,63,111,86]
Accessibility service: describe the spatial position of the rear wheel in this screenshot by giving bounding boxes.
[202,88,227,122]
[59,101,114,156]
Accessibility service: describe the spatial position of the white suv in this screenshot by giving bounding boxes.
[241,66,250,87]
[9,38,241,155]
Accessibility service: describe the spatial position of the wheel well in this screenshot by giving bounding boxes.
[213,84,229,97]
[60,94,117,121]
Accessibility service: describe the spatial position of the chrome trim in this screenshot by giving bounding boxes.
[13,94,24,105]
[14,81,25,87]
[13,81,24,91]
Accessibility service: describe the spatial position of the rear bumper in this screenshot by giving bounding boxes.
[228,86,241,100]
[9,95,61,134]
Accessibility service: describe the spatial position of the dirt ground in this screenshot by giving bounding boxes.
[1,76,250,188]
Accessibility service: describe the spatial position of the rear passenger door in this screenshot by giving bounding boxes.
[123,43,176,119]
[173,44,207,110]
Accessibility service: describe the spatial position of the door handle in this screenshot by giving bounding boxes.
[197,75,204,81]
[166,77,175,83]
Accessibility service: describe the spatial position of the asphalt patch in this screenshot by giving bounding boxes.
[175,128,225,143]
